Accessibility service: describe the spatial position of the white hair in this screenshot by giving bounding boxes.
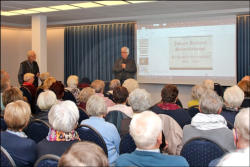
[223,85,244,108]
[217,147,249,166]
[48,100,79,132]
[86,95,107,116]
[23,73,34,82]
[234,108,250,141]
[130,111,162,149]
[121,46,129,55]
[128,88,151,112]
[37,90,57,111]
[39,72,50,81]
[122,78,139,94]
[202,79,214,90]
[67,75,79,88]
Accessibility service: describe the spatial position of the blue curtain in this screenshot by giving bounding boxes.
[64,23,135,83]
[237,15,250,82]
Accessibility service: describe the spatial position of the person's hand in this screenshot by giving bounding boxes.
[122,63,126,69]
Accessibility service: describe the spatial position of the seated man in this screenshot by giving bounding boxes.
[116,111,189,167]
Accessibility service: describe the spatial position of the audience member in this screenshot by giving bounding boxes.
[241,75,250,81]
[49,81,65,100]
[78,77,91,90]
[221,85,244,128]
[78,87,95,110]
[107,86,133,118]
[39,72,50,86]
[58,141,109,167]
[91,80,115,107]
[66,75,80,103]
[115,111,189,166]
[188,85,205,108]
[202,79,214,90]
[1,70,11,111]
[35,90,57,123]
[37,100,80,158]
[81,95,120,164]
[122,78,139,94]
[1,100,37,167]
[128,88,151,113]
[183,89,236,152]
[105,79,121,102]
[238,79,250,107]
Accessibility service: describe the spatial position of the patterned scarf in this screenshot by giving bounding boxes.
[157,102,180,110]
[47,128,80,141]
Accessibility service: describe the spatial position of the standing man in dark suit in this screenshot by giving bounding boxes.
[18,50,40,87]
[113,46,137,84]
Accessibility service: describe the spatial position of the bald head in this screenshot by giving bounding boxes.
[27,50,36,62]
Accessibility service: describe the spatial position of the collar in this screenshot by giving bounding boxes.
[7,130,27,138]
[136,148,160,153]
[23,82,34,86]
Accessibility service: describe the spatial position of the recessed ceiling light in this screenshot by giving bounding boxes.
[128,1,155,3]
[29,7,58,13]
[1,11,20,16]
[10,9,40,15]
[49,5,80,10]
[95,1,129,6]
[72,2,103,8]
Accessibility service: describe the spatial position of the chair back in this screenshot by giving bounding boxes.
[180,138,226,167]
[119,133,136,154]
[78,107,89,124]
[1,146,16,167]
[105,110,130,134]
[76,124,108,156]
[24,119,50,143]
[34,154,60,167]
[1,115,7,131]
[187,105,200,118]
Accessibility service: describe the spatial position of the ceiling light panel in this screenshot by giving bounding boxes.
[10,9,40,15]
[72,2,104,8]
[29,7,58,13]
[49,5,80,10]
[95,1,129,6]
[1,11,20,16]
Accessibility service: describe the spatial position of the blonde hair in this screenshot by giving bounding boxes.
[2,87,24,107]
[122,78,139,93]
[42,77,56,90]
[37,90,57,111]
[109,79,121,90]
[23,73,34,82]
[91,80,105,93]
[39,72,50,82]
[202,79,214,90]
[191,85,206,100]
[67,75,79,88]
[78,87,95,103]
[4,100,31,131]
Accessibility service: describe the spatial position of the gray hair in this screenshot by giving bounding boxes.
[86,95,107,116]
[121,46,130,55]
[130,111,162,149]
[67,75,79,88]
[234,108,250,141]
[191,85,206,100]
[122,78,139,94]
[202,79,214,90]
[78,87,95,103]
[48,100,79,132]
[223,85,244,108]
[109,79,121,90]
[128,88,151,112]
[37,90,57,111]
[199,89,223,114]
[91,80,105,93]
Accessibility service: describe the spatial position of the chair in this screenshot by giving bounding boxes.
[1,115,7,131]
[180,138,226,167]
[105,110,130,134]
[34,154,60,167]
[77,107,89,125]
[23,119,50,143]
[76,124,108,156]
[119,133,136,155]
[1,146,16,167]
[187,105,200,118]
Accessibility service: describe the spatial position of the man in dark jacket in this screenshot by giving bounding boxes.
[18,50,40,87]
[113,46,137,84]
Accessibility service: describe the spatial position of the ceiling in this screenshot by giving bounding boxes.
[1,1,249,27]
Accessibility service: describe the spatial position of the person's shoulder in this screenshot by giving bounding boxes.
[20,60,28,64]
[163,154,189,166]
[115,153,135,166]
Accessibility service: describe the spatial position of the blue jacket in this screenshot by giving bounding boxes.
[116,150,189,167]
[1,131,37,167]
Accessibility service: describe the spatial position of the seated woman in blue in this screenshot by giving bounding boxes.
[81,95,120,165]
[1,100,37,167]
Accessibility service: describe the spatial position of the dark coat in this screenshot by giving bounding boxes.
[18,60,40,87]
[113,58,136,82]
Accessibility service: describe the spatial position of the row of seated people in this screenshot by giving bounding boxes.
[1,70,250,166]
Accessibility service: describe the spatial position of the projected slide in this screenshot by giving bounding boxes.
[136,16,236,85]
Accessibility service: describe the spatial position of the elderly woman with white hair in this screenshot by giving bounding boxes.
[81,95,120,165]
[66,75,80,103]
[37,100,80,158]
[221,85,245,129]
[122,78,139,94]
[183,89,236,152]
[35,90,57,123]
